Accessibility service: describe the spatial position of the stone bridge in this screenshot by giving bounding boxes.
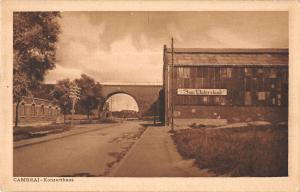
[101,83,163,116]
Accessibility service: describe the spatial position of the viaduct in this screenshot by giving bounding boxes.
[101,83,163,117]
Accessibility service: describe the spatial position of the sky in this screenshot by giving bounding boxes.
[106,93,139,112]
[44,11,288,111]
[45,11,288,85]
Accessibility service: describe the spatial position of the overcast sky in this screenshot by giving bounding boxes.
[45,11,288,84]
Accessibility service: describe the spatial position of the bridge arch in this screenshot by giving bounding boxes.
[102,91,140,116]
[101,84,162,117]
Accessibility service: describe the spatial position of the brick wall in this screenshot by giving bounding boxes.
[13,97,61,125]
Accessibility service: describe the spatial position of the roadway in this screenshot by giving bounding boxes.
[13,121,147,177]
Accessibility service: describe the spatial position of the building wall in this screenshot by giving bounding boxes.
[174,105,288,123]
[163,48,289,125]
[173,66,288,107]
[13,97,61,125]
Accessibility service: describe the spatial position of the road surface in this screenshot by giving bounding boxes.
[13,121,147,177]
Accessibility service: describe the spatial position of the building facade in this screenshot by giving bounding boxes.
[13,97,61,125]
[163,46,288,125]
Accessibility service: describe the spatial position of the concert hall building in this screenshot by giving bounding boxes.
[163,46,288,125]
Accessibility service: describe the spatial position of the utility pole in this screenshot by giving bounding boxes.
[110,96,113,118]
[153,102,156,125]
[69,81,80,127]
[171,37,175,132]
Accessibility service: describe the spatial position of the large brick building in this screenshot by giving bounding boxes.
[13,97,61,125]
[163,46,288,125]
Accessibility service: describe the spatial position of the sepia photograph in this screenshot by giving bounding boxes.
[2,1,300,191]
[12,11,289,178]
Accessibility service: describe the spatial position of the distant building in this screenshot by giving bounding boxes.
[13,97,61,125]
[163,46,288,125]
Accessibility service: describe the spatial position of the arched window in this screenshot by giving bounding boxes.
[31,104,36,116]
[55,107,59,116]
[19,103,25,116]
[41,105,45,116]
[49,106,52,116]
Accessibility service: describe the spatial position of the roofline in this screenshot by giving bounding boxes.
[173,63,288,67]
[164,47,289,54]
[22,96,49,102]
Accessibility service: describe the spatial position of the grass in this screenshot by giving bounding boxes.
[13,124,71,141]
[13,118,120,141]
[172,125,288,177]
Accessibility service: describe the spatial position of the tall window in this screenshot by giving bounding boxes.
[49,106,52,116]
[41,105,44,116]
[31,104,36,116]
[19,103,25,116]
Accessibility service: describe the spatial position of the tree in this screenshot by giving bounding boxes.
[75,74,103,120]
[13,12,61,126]
[13,12,61,87]
[13,67,31,127]
[51,79,72,123]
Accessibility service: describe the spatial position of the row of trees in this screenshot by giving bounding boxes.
[51,74,104,122]
[13,12,104,126]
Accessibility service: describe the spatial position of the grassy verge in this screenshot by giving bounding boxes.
[13,124,71,141]
[172,125,288,177]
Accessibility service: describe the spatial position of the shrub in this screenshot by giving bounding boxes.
[172,125,288,176]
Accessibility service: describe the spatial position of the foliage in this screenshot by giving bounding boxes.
[13,12,61,126]
[13,12,61,89]
[172,125,288,176]
[51,79,72,117]
[75,74,104,119]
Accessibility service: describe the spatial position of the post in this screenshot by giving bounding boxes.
[171,37,175,132]
[153,102,156,125]
[69,81,80,127]
[71,97,75,127]
[110,96,113,118]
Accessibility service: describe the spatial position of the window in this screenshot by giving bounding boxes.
[227,68,233,78]
[245,68,252,77]
[277,94,282,106]
[245,92,252,105]
[31,104,36,116]
[269,69,277,78]
[220,68,227,78]
[177,67,190,78]
[257,92,266,101]
[49,106,52,116]
[196,68,203,77]
[19,103,25,116]
[41,105,44,116]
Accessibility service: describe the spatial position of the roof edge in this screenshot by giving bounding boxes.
[165,48,289,54]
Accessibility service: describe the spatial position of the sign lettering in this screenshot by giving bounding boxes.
[177,89,227,96]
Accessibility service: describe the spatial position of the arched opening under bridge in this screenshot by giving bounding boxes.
[102,92,139,119]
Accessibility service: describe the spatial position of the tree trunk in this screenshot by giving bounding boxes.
[87,106,90,120]
[15,100,20,127]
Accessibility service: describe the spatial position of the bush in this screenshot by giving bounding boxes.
[172,125,288,176]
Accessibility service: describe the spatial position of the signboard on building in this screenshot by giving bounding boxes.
[177,89,227,96]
